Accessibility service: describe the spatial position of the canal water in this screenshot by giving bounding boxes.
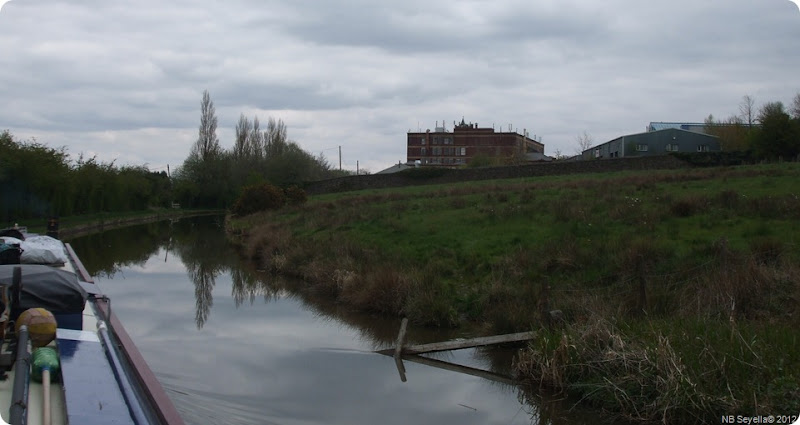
[67,216,597,425]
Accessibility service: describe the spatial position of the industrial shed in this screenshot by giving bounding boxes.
[581,128,720,160]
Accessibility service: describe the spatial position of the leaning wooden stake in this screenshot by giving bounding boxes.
[393,318,408,382]
[393,318,408,358]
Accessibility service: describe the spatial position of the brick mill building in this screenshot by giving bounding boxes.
[407,118,545,167]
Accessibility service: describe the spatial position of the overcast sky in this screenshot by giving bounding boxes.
[1,1,798,174]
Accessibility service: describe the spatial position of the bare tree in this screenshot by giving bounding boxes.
[791,92,800,120]
[233,114,252,159]
[575,131,594,154]
[739,95,756,127]
[234,114,268,160]
[250,116,264,159]
[193,90,221,161]
[264,117,287,158]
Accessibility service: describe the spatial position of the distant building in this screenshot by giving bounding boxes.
[407,118,544,167]
[524,152,553,162]
[581,128,720,160]
[647,122,709,134]
[377,162,414,174]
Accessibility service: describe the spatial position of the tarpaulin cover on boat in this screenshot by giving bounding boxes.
[0,264,88,315]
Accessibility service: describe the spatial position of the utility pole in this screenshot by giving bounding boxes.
[357,160,359,175]
[339,146,342,171]
[167,164,173,208]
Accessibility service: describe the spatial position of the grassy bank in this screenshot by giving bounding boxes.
[227,163,799,422]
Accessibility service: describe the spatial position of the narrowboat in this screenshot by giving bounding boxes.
[0,227,185,425]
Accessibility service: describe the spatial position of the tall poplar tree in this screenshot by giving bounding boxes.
[193,90,221,161]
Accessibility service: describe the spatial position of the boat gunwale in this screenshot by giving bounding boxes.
[64,242,186,425]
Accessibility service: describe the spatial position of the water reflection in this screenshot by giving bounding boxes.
[66,220,168,276]
[231,268,283,308]
[67,216,605,425]
[169,218,229,328]
[70,216,229,329]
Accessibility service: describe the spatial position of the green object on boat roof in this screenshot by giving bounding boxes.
[31,347,60,382]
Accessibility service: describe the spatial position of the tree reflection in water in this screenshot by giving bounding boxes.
[68,216,518,346]
[69,216,509,346]
[65,220,168,277]
[70,216,287,329]
[67,215,606,425]
[230,268,282,308]
[69,216,228,328]
[168,217,231,328]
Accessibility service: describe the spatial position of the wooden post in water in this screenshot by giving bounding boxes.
[382,318,535,384]
[393,318,408,382]
[383,319,536,357]
[393,318,408,359]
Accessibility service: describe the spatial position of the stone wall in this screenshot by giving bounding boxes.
[304,155,691,195]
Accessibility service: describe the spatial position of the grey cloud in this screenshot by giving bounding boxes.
[1,0,798,170]
[275,0,613,54]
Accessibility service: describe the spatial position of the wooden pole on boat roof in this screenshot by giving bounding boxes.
[10,325,30,425]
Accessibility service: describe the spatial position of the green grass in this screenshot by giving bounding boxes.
[227,164,800,321]
[227,162,800,422]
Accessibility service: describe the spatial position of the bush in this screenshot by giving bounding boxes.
[284,185,308,206]
[231,183,285,216]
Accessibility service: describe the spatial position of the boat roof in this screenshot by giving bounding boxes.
[0,229,184,425]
